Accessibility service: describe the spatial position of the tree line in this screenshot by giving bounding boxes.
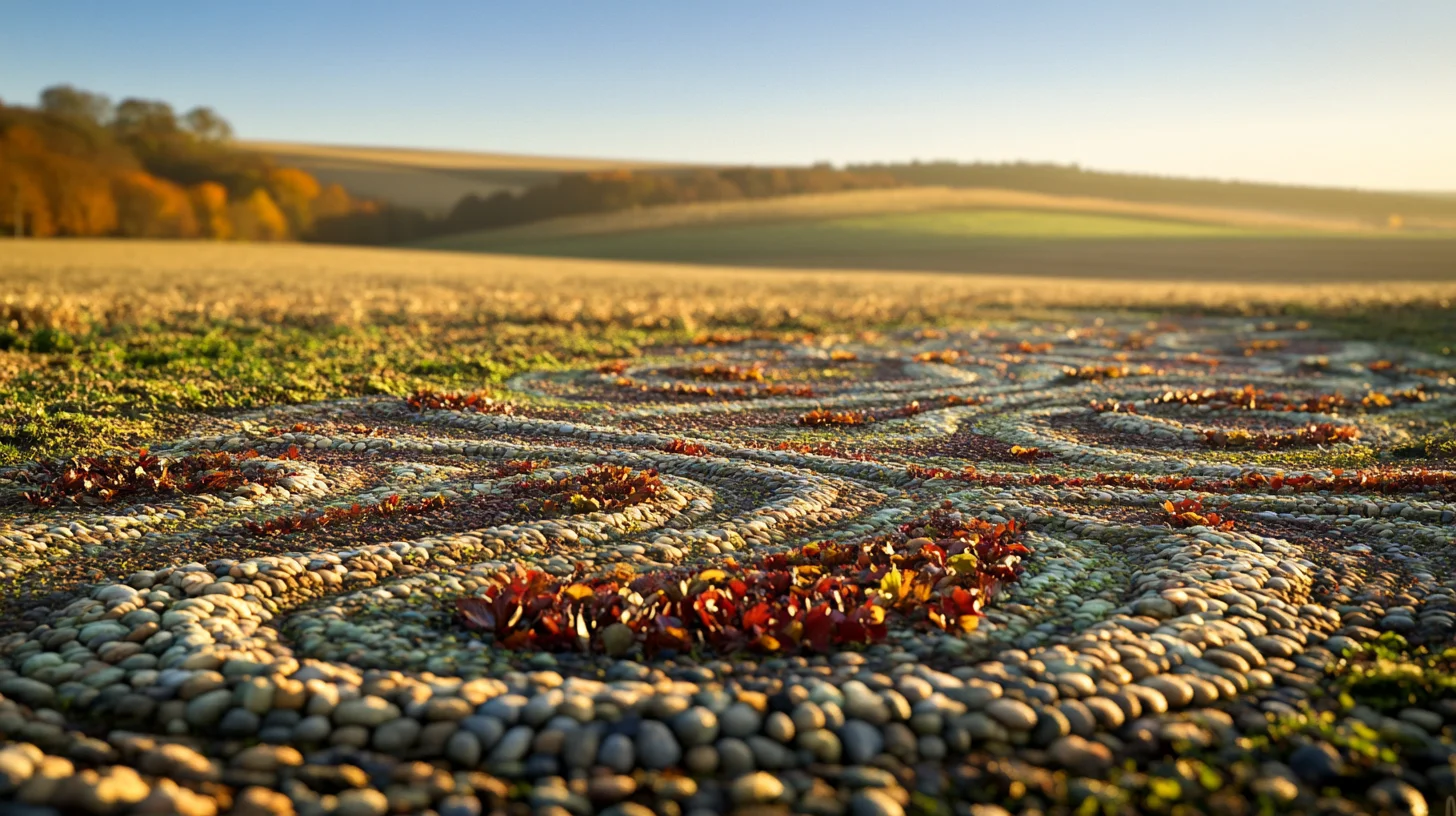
[0,85,379,240]
[1,85,901,245]
[313,165,901,244]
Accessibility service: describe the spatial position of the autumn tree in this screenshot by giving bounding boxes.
[265,166,321,235]
[112,98,178,139]
[182,106,233,143]
[189,182,232,239]
[311,183,354,222]
[114,171,199,238]
[0,130,55,237]
[39,85,114,127]
[42,151,118,235]
[229,188,289,241]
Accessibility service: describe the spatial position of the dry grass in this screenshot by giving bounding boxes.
[423,186,1410,245]
[4,240,1454,335]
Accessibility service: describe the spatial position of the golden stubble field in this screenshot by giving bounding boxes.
[4,239,1455,334]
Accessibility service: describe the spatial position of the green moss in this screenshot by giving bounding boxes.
[1329,632,1456,714]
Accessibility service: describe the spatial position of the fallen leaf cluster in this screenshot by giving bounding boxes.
[1062,364,1154,381]
[770,442,878,461]
[1008,445,1042,463]
[245,493,450,537]
[670,362,769,383]
[456,503,1027,656]
[19,448,288,508]
[905,464,957,481]
[509,465,663,518]
[1162,498,1235,531]
[406,389,515,414]
[1002,340,1053,354]
[796,400,928,427]
[797,408,874,427]
[662,439,711,456]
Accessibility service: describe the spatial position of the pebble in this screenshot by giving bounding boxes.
[1289,742,1343,784]
[985,698,1038,731]
[850,788,906,816]
[637,720,683,769]
[840,720,885,765]
[334,788,389,816]
[730,771,785,805]
[1049,735,1114,777]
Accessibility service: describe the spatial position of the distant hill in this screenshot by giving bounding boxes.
[242,141,687,214]
[853,162,1456,229]
[419,186,1388,245]
[418,186,1456,283]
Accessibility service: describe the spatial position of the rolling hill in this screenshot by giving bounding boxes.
[415,187,1456,283]
[242,141,686,214]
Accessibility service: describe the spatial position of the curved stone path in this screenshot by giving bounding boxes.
[1,317,1453,815]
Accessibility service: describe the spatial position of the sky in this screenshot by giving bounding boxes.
[2,1,1454,191]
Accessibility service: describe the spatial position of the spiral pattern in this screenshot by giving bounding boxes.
[1,317,1453,814]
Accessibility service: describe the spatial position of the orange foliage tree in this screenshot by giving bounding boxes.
[114,172,199,238]
[265,166,322,235]
[229,188,290,241]
[189,182,232,239]
[2,87,368,242]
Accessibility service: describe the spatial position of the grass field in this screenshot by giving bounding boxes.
[422,199,1456,282]
[244,140,684,213]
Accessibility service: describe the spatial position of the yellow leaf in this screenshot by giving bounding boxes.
[563,584,594,601]
[879,566,904,598]
[948,552,979,575]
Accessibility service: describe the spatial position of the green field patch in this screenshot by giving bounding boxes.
[426,207,1456,282]
[826,209,1266,239]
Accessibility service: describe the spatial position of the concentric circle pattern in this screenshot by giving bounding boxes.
[2,317,1454,815]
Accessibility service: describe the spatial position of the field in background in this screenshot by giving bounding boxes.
[418,190,1456,282]
[8,239,1456,331]
[244,141,684,214]
[419,187,1396,242]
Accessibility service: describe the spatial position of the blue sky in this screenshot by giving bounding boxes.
[3,1,1453,190]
